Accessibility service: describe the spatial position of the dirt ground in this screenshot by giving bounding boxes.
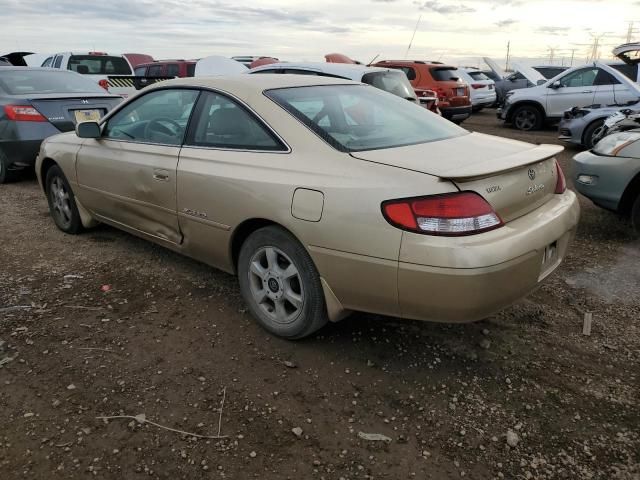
[1,110,639,480]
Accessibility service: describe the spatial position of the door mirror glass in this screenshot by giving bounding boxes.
[550,80,562,89]
[76,121,101,138]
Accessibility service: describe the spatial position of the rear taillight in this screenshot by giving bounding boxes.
[555,160,567,194]
[471,83,484,89]
[3,105,46,122]
[98,79,109,91]
[382,192,503,236]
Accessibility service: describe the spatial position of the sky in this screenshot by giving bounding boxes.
[1,0,639,68]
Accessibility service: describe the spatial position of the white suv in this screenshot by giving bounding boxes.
[498,62,638,130]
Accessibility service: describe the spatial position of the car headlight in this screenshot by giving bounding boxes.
[592,131,640,156]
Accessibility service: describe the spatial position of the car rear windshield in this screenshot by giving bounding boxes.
[265,84,465,152]
[467,71,490,81]
[0,70,106,95]
[68,55,132,75]
[361,70,417,101]
[186,63,196,77]
[430,67,460,81]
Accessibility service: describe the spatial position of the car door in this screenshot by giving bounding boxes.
[545,67,599,117]
[592,68,636,106]
[176,90,289,270]
[75,88,200,245]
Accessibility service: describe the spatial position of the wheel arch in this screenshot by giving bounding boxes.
[581,117,606,147]
[618,170,640,216]
[229,218,294,274]
[39,157,58,192]
[506,100,546,123]
[228,217,349,323]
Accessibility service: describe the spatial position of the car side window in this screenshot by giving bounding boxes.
[53,56,63,68]
[388,66,416,81]
[560,68,599,87]
[134,66,146,76]
[594,69,620,86]
[148,65,163,77]
[166,64,180,77]
[41,57,53,68]
[186,91,286,151]
[104,89,200,145]
[508,72,525,81]
[251,69,281,74]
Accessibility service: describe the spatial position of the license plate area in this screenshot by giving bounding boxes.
[539,240,559,279]
[73,109,101,123]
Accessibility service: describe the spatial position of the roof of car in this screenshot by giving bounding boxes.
[376,60,450,67]
[247,62,393,80]
[152,73,358,94]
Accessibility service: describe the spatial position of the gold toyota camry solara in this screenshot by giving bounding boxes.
[36,75,580,338]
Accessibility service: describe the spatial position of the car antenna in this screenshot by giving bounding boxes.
[367,53,380,66]
[404,15,421,59]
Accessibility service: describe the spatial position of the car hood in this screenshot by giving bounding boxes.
[194,56,248,76]
[513,62,546,85]
[483,57,505,79]
[613,42,640,65]
[350,131,562,179]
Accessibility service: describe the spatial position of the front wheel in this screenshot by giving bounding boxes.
[512,105,543,131]
[45,165,83,234]
[583,119,606,149]
[237,226,328,339]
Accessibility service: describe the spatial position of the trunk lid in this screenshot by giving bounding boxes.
[350,132,561,222]
[613,42,640,65]
[26,94,122,132]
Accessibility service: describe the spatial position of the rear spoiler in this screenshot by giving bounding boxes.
[107,75,175,90]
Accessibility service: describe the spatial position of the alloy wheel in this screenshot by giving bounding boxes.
[49,176,73,229]
[514,109,537,130]
[247,246,304,325]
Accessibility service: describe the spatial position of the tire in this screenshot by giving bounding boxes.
[0,150,16,184]
[512,105,543,131]
[582,119,605,149]
[45,165,83,234]
[237,226,328,339]
[631,195,640,235]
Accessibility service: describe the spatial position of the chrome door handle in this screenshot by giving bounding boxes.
[581,90,593,93]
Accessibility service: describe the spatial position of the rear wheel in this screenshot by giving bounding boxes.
[0,151,16,184]
[582,119,605,149]
[512,105,543,131]
[238,226,328,339]
[45,165,83,234]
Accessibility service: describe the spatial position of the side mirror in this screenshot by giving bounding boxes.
[536,79,546,86]
[549,80,562,89]
[75,121,101,139]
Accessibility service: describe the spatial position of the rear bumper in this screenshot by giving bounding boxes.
[471,92,497,107]
[398,190,580,322]
[314,191,580,323]
[0,120,62,167]
[441,105,472,122]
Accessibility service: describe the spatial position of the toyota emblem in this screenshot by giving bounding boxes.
[528,168,536,180]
